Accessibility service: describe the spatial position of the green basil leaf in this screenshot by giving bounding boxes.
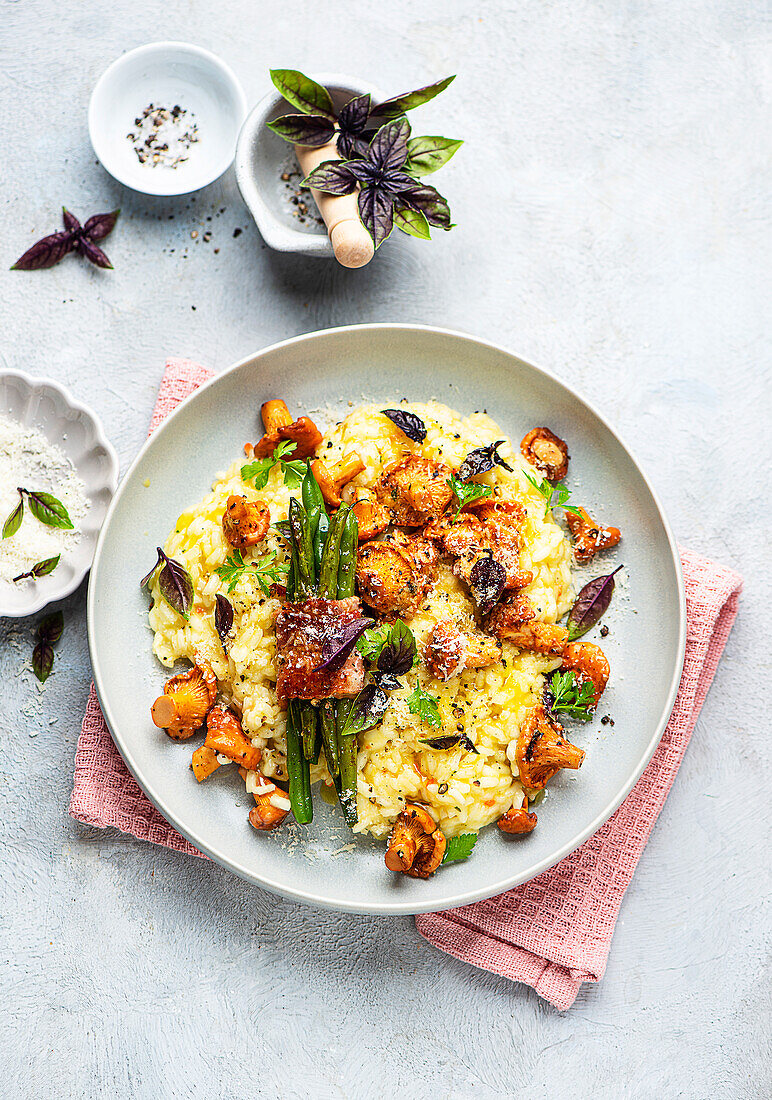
[269,69,334,117]
[2,497,23,539]
[25,490,73,530]
[405,135,463,175]
[371,75,455,121]
[266,113,335,146]
[393,204,431,240]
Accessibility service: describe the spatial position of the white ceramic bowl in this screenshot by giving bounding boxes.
[236,74,383,257]
[0,372,118,617]
[89,42,247,197]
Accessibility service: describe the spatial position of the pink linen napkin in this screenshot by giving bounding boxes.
[70,359,742,1008]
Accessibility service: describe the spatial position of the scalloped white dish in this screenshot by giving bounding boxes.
[0,372,118,617]
[88,325,686,915]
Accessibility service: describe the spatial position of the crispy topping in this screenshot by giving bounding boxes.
[356,532,438,617]
[311,453,366,508]
[350,489,391,541]
[204,705,262,770]
[520,427,569,481]
[566,507,621,564]
[426,502,531,593]
[487,605,568,655]
[561,641,610,706]
[254,399,322,459]
[424,620,500,681]
[515,704,585,790]
[275,596,367,702]
[222,494,271,548]
[385,804,447,878]
[498,796,538,834]
[151,660,217,740]
[375,455,453,526]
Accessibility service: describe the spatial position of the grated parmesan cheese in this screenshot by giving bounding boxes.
[0,417,89,585]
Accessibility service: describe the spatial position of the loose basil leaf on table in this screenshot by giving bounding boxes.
[32,641,55,683]
[567,565,623,640]
[38,610,64,646]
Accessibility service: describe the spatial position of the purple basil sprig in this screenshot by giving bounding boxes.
[458,440,513,482]
[141,547,194,621]
[302,116,453,247]
[314,615,375,673]
[12,207,120,271]
[567,565,623,640]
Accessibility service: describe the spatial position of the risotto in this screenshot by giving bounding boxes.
[146,399,619,876]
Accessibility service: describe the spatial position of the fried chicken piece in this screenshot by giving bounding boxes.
[520,427,569,481]
[566,507,621,564]
[515,705,585,790]
[375,455,453,526]
[498,795,538,834]
[385,804,447,878]
[222,495,270,548]
[424,620,501,681]
[561,641,610,707]
[426,504,531,592]
[356,532,438,617]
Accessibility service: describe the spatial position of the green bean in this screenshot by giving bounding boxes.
[302,461,326,514]
[318,505,349,598]
[288,498,314,597]
[337,508,358,599]
[333,507,360,826]
[319,700,339,777]
[337,735,358,827]
[314,511,329,575]
[306,503,321,585]
[286,701,312,823]
[300,701,318,761]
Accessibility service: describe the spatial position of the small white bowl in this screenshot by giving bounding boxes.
[235,74,383,257]
[89,42,247,197]
[0,372,119,618]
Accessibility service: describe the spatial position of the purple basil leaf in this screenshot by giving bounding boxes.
[215,593,234,645]
[368,118,410,172]
[375,671,402,691]
[38,610,64,646]
[25,490,73,530]
[381,408,427,443]
[83,209,120,241]
[314,615,375,673]
[420,731,477,753]
[344,159,381,184]
[340,682,390,738]
[337,133,371,159]
[358,186,394,248]
[376,619,417,677]
[62,207,82,232]
[32,641,55,683]
[469,553,506,614]
[79,237,113,269]
[157,550,194,620]
[338,93,371,134]
[11,231,75,271]
[458,440,513,482]
[15,554,61,582]
[370,76,455,121]
[379,170,418,195]
[401,183,452,229]
[267,113,335,146]
[2,496,24,539]
[567,565,623,640]
[303,161,358,195]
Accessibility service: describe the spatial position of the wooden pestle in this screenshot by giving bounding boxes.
[294,139,374,269]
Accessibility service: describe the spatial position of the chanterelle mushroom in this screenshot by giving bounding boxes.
[222,495,270,548]
[151,660,217,740]
[254,399,322,460]
[310,453,366,508]
[515,704,584,790]
[248,773,291,831]
[375,454,453,526]
[204,705,262,770]
[385,804,447,878]
[520,427,569,481]
[566,507,621,564]
[350,489,391,541]
[498,795,538,834]
[561,642,610,707]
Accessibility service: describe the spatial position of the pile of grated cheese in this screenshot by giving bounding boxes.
[0,417,89,585]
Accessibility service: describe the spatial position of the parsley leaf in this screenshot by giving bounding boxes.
[545,670,595,721]
[241,441,306,491]
[523,472,582,519]
[215,549,288,595]
[447,474,492,520]
[407,683,442,728]
[442,833,477,864]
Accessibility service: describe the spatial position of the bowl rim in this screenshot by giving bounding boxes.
[87,323,687,914]
[235,73,385,256]
[88,40,248,197]
[0,368,119,618]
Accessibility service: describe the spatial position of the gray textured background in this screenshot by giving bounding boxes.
[1,2,769,1097]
